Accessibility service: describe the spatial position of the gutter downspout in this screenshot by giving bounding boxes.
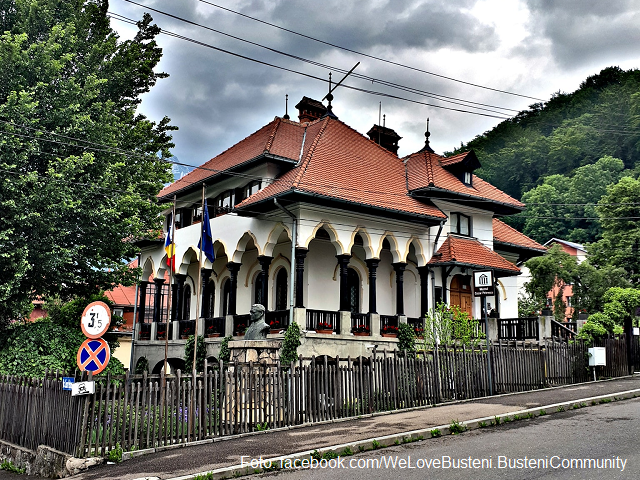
[274,198,297,327]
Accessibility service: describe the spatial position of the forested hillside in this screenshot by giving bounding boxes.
[450,67,640,244]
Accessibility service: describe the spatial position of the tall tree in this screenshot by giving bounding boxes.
[0,1,175,327]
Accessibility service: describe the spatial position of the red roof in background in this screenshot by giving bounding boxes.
[236,117,447,220]
[492,219,546,252]
[105,258,138,307]
[427,235,520,275]
[405,151,524,209]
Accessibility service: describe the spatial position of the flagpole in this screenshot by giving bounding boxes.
[191,183,206,435]
[164,196,176,375]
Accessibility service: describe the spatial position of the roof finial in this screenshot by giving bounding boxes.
[418,117,435,153]
[323,72,338,119]
[383,114,386,128]
[283,94,290,120]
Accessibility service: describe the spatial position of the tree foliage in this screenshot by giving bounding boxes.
[184,335,206,373]
[420,303,484,347]
[0,1,176,327]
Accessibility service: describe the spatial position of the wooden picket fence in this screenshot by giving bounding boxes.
[0,337,632,458]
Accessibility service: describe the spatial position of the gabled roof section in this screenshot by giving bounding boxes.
[235,117,446,223]
[493,219,546,253]
[439,150,481,171]
[405,150,524,214]
[158,118,304,199]
[544,238,586,252]
[427,235,520,276]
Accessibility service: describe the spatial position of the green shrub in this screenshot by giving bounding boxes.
[280,322,301,366]
[184,335,207,372]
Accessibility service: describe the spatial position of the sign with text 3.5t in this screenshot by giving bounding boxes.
[473,270,495,297]
[81,301,111,339]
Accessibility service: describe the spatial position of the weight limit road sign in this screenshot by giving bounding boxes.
[80,301,111,339]
[76,338,111,374]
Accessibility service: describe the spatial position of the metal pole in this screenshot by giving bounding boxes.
[484,295,493,396]
[164,196,177,375]
[129,252,141,372]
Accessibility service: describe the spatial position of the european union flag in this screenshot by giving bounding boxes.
[199,199,215,263]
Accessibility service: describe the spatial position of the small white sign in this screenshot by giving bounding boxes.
[634,327,640,336]
[588,347,606,367]
[71,381,95,396]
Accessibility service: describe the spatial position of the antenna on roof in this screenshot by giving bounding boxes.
[378,102,382,145]
[283,94,290,120]
[383,114,386,128]
[322,62,360,119]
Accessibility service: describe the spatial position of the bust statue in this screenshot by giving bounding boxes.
[243,304,270,340]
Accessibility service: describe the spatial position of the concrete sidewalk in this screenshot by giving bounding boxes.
[72,375,640,480]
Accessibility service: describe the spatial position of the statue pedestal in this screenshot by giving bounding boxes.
[229,340,282,364]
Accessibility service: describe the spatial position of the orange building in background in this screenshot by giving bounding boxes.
[543,238,588,321]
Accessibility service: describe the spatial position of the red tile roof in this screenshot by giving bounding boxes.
[427,235,520,275]
[405,151,524,210]
[492,219,546,252]
[159,118,304,199]
[236,117,447,221]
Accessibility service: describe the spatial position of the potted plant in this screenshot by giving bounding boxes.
[157,325,167,340]
[235,323,246,336]
[316,321,333,334]
[381,325,398,337]
[138,331,151,340]
[413,327,424,339]
[180,327,192,339]
[352,324,370,336]
[269,319,282,334]
[206,325,221,338]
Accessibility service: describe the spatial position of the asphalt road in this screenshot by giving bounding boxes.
[263,397,640,480]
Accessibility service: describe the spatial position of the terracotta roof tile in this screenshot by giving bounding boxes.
[427,235,520,274]
[492,219,546,252]
[237,118,446,220]
[405,151,524,209]
[159,118,304,198]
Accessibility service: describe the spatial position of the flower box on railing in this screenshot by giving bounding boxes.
[381,325,398,337]
[352,324,370,336]
[316,321,334,334]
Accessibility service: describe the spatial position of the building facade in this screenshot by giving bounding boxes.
[132,98,544,372]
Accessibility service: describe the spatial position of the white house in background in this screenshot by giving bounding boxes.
[132,97,543,372]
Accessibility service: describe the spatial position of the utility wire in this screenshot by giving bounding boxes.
[195,0,545,102]
[118,2,519,116]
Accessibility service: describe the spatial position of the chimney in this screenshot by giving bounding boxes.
[367,124,402,155]
[295,96,327,123]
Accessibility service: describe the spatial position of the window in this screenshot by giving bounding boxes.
[566,296,572,307]
[450,212,471,236]
[434,287,443,305]
[463,171,472,185]
[114,308,124,318]
[243,180,261,199]
[215,190,235,217]
[222,279,230,316]
[347,268,360,314]
[254,274,264,306]
[546,297,553,307]
[275,268,288,311]
[183,285,191,320]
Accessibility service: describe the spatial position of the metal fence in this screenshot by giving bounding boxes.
[0,337,633,459]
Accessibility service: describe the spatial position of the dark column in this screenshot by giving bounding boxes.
[200,268,213,318]
[258,256,273,309]
[365,259,379,314]
[393,263,406,316]
[336,254,351,311]
[138,280,149,324]
[418,266,430,317]
[171,283,178,321]
[227,262,241,316]
[295,248,308,308]
[152,278,165,323]
[174,274,187,321]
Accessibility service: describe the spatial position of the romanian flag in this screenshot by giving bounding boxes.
[198,199,215,263]
[165,214,175,270]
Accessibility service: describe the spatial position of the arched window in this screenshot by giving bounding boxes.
[347,268,360,313]
[222,279,230,316]
[254,273,264,306]
[275,268,288,311]
[202,281,215,318]
[183,284,191,320]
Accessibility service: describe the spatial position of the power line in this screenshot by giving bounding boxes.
[118,1,519,116]
[108,11,512,120]
[195,0,545,102]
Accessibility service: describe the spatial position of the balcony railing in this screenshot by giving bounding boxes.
[266,309,290,332]
[551,320,576,340]
[204,317,225,337]
[306,309,340,333]
[234,314,251,336]
[156,322,172,341]
[351,313,370,336]
[380,315,399,336]
[178,319,196,339]
[498,317,539,340]
[138,323,151,340]
[407,317,424,337]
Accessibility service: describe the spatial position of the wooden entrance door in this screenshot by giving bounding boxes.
[450,275,472,317]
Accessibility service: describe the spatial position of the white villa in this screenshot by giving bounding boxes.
[133,97,545,372]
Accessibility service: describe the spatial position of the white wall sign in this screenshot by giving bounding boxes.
[71,381,95,396]
[473,270,495,297]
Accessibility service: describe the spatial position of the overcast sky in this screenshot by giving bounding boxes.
[108,0,640,166]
